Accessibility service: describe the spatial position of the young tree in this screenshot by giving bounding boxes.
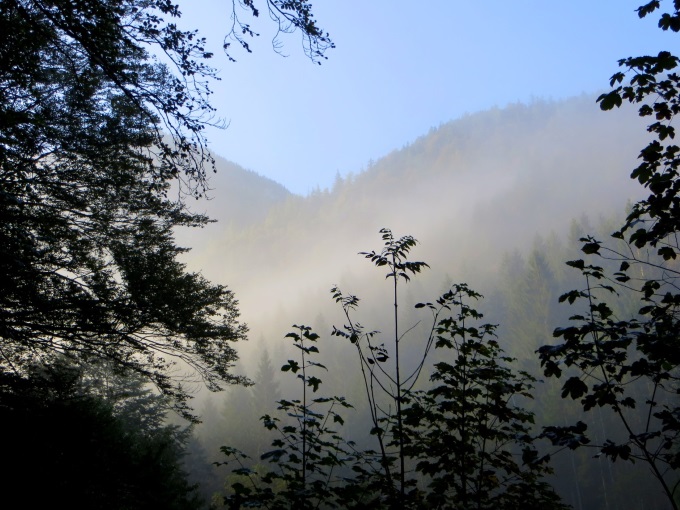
[334,245,564,509]
[327,229,441,506]
[217,230,568,509]
[403,284,567,510]
[539,2,680,507]
[0,0,332,418]
[219,325,367,509]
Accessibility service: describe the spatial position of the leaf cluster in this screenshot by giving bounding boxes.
[360,228,430,283]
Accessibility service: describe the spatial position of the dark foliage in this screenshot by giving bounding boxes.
[0,363,203,510]
[403,284,567,510]
[220,232,565,509]
[0,0,332,418]
[219,325,373,509]
[0,0,248,420]
[539,2,680,508]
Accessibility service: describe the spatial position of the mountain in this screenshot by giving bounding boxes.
[187,154,292,228]
[186,95,668,510]
[181,95,644,360]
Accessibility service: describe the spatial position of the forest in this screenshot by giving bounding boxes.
[1,1,679,509]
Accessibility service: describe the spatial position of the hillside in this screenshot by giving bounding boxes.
[183,95,646,355]
[185,154,291,227]
[187,95,668,509]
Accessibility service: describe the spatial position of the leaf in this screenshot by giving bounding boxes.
[620,397,636,408]
[601,441,631,462]
[281,360,299,373]
[559,290,583,304]
[260,449,286,462]
[658,246,677,260]
[597,90,623,110]
[566,259,585,270]
[581,242,601,254]
[600,285,616,294]
[307,376,322,392]
[636,1,660,19]
[561,377,589,400]
[609,71,626,86]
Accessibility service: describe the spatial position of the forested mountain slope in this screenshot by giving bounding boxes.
[186,95,672,509]
[186,95,646,360]
[178,154,291,230]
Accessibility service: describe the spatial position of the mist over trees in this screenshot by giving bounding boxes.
[189,96,648,355]
[3,0,680,508]
[189,4,680,504]
[185,93,676,507]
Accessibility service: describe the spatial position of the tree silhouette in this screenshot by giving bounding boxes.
[0,0,331,419]
[539,3,680,508]
[0,361,203,509]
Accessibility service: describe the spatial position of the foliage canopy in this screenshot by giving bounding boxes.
[0,360,204,509]
[0,0,332,418]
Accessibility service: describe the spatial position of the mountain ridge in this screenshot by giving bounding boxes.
[183,94,648,368]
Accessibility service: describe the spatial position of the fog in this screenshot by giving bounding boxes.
[171,94,677,508]
[176,95,646,376]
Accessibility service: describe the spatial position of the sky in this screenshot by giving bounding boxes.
[173,1,676,195]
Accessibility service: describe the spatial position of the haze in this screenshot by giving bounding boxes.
[178,93,659,506]
[168,3,672,507]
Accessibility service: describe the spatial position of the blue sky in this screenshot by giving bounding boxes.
[175,1,675,195]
